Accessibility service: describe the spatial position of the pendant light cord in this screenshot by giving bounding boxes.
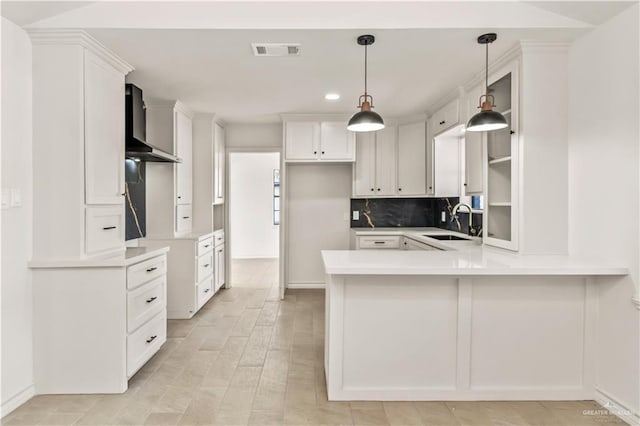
[364,43,368,97]
[485,41,489,94]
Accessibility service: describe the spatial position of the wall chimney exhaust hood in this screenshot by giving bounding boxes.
[125,84,181,163]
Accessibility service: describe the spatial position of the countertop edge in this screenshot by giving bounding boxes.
[29,246,170,269]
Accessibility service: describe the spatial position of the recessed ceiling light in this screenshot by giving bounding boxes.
[325,93,340,101]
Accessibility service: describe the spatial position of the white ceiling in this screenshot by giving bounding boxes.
[2,1,637,123]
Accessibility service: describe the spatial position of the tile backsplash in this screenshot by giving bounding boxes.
[350,197,483,236]
[125,159,146,241]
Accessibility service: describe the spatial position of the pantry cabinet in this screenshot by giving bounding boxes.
[284,120,355,161]
[146,101,194,236]
[30,30,132,260]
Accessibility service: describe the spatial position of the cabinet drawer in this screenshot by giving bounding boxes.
[176,205,192,234]
[85,206,124,255]
[197,251,214,282]
[197,236,214,256]
[213,230,225,247]
[357,235,401,249]
[197,276,214,310]
[127,255,167,290]
[127,276,165,333]
[127,311,166,378]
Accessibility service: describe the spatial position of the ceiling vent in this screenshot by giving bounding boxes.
[251,43,300,57]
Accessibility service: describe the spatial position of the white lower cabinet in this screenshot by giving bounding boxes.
[142,232,221,319]
[31,251,168,394]
[402,236,440,251]
[356,235,401,249]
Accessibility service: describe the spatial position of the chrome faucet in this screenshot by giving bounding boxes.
[452,203,474,236]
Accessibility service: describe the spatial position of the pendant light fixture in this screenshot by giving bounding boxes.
[347,35,385,132]
[466,33,508,132]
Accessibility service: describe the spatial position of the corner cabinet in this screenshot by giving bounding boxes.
[284,120,355,162]
[483,62,519,251]
[30,30,132,260]
[353,121,427,197]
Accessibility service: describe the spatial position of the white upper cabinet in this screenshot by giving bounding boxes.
[354,132,376,196]
[319,122,355,160]
[432,99,460,136]
[30,31,132,260]
[375,126,397,195]
[285,121,320,160]
[284,120,354,162]
[84,51,125,205]
[397,122,427,195]
[175,108,193,205]
[463,84,484,195]
[353,122,427,198]
[214,122,225,203]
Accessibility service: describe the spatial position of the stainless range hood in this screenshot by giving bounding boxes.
[125,84,181,163]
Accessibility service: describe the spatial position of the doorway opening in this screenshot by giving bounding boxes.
[228,151,281,291]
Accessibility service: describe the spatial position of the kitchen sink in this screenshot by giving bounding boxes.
[423,234,470,241]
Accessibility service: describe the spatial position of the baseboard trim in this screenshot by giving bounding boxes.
[287,282,325,289]
[595,388,640,426]
[1,384,35,418]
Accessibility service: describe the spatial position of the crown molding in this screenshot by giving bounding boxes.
[27,29,133,75]
[174,100,194,119]
[280,113,352,122]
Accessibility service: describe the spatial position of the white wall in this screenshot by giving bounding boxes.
[287,164,352,287]
[229,152,280,258]
[568,4,639,419]
[225,123,282,149]
[1,17,35,416]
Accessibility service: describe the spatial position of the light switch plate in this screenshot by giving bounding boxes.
[1,189,9,210]
[10,188,22,207]
[441,211,446,222]
[352,210,360,220]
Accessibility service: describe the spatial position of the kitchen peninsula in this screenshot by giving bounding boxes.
[322,240,627,402]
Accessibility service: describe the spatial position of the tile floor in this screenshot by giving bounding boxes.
[2,259,626,425]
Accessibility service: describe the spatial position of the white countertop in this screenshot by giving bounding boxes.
[144,231,215,241]
[326,228,628,276]
[352,227,482,251]
[29,246,170,268]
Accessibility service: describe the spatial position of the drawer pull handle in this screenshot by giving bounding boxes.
[374,241,385,244]
[204,244,210,248]
[204,263,210,268]
[146,296,157,303]
[102,226,117,230]
[146,335,157,344]
[146,267,158,273]
[217,238,222,240]
[218,249,223,253]
[182,216,190,219]
[204,288,210,293]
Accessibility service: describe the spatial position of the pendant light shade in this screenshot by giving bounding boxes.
[467,33,508,133]
[348,35,384,132]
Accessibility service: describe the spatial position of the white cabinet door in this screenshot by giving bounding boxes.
[434,136,461,197]
[84,51,125,205]
[426,119,435,195]
[175,110,193,205]
[285,122,320,160]
[320,122,355,161]
[214,244,225,291]
[214,122,225,202]
[397,122,426,195]
[354,132,376,197]
[433,99,460,136]
[374,126,397,196]
[464,85,484,195]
